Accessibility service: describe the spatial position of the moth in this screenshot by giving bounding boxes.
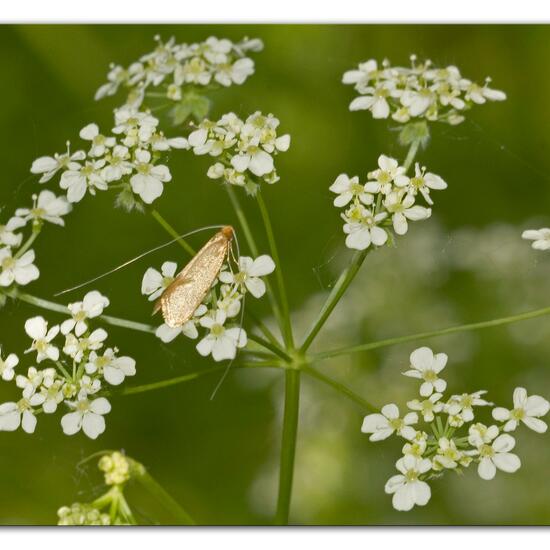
[153,225,234,328]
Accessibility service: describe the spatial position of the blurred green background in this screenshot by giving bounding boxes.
[0,24,549,525]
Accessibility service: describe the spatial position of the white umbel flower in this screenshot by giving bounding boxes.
[24,316,60,363]
[79,123,116,157]
[361,404,418,441]
[12,190,71,227]
[329,174,373,207]
[492,387,549,433]
[384,455,432,511]
[196,310,247,361]
[60,159,108,203]
[0,351,18,381]
[61,291,110,336]
[0,248,40,287]
[473,433,521,480]
[130,149,171,204]
[403,346,447,397]
[61,394,111,439]
[141,261,178,301]
[384,191,431,235]
[30,143,85,183]
[219,255,275,298]
[0,392,45,434]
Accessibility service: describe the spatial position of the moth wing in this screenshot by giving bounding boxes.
[153,231,231,328]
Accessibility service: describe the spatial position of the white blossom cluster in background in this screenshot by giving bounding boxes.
[30,108,188,207]
[330,154,445,251]
[361,346,549,512]
[0,291,136,439]
[143,254,276,361]
[343,55,506,125]
[0,190,71,291]
[522,228,550,251]
[188,111,290,194]
[95,35,263,114]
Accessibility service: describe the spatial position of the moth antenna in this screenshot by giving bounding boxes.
[54,225,228,297]
[210,232,245,400]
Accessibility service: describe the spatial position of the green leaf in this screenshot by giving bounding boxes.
[170,92,211,125]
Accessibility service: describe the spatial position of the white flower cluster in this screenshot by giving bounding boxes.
[361,346,549,512]
[331,154,445,251]
[143,254,275,361]
[343,55,506,125]
[522,228,550,251]
[31,108,188,206]
[0,190,71,290]
[95,35,263,111]
[0,291,136,439]
[188,111,291,193]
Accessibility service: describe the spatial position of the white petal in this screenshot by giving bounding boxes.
[381,403,399,420]
[90,397,111,415]
[245,277,266,298]
[61,412,82,435]
[522,416,547,433]
[21,410,37,433]
[412,480,431,506]
[25,316,47,339]
[512,387,527,408]
[524,395,550,417]
[410,347,433,371]
[492,434,515,453]
[492,452,521,473]
[249,151,274,177]
[478,457,496,480]
[249,255,276,277]
[82,412,106,439]
[361,413,389,433]
[392,485,415,511]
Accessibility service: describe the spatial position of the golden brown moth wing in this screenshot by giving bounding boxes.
[153,226,233,328]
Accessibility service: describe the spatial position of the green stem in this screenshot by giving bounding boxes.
[275,369,300,525]
[8,290,156,334]
[256,191,294,348]
[150,209,195,256]
[226,185,287,342]
[304,367,377,412]
[300,249,370,353]
[15,226,41,259]
[226,185,259,256]
[314,305,550,361]
[248,333,291,362]
[130,459,195,525]
[118,363,281,397]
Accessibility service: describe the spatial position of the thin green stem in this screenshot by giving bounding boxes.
[117,362,282,397]
[248,333,292,362]
[7,290,157,334]
[226,185,286,342]
[129,459,195,525]
[226,185,259,256]
[150,208,195,256]
[15,226,41,259]
[275,368,300,525]
[256,191,294,348]
[300,249,370,353]
[314,305,550,361]
[304,367,377,412]
[119,365,226,396]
